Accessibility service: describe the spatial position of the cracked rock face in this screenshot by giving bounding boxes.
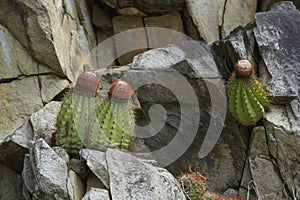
[254,1,300,103]
[185,0,257,43]
[106,148,186,200]
[23,139,69,199]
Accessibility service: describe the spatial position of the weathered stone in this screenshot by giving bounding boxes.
[95,27,116,68]
[28,138,69,199]
[0,120,33,173]
[239,159,257,200]
[249,126,269,156]
[86,174,106,192]
[106,148,186,200]
[117,7,147,17]
[0,0,95,81]
[254,2,300,103]
[144,12,186,48]
[240,125,283,199]
[264,104,300,196]
[112,16,147,65]
[69,158,89,178]
[96,0,118,10]
[117,0,184,14]
[75,0,97,50]
[30,101,62,144]
[80,149,109,189]
[213,22,258,79]
[0,76,43,142]
[222,188,239,199]
[52,147,70,164]
[249,156,283,199]
[194,113,249,192]
[0,24,37,81]
[181,8,201,40]
[39,75,70,103]
[82,188,110,200]
[67,170,85,200]
[92,4,113,30]
[258,0,300,11]
[22,154,35,197]
[185,0,226,43]
[222,0,257,38]
[0,163,24,200]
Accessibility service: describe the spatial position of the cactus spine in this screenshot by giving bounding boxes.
[91,80,135,150]
[55,76,135,154]
[227,59,268,126]
[55,71,101,155]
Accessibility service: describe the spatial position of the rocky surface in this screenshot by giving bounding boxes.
[107,149,186,200]
[254,1,300,103]
[0,1,300,200]
[0,120,33,173]
[23,139,69,199]
[30,101,62,144]
[0,163,24,200]
[82,188,110,200]
[185,0,257,43]
[80,149,109,189]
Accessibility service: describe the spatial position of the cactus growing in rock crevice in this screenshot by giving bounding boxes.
[227,59,269,126]
[54,71,100,155]
[54,74,135,154]
[90,80,135,150]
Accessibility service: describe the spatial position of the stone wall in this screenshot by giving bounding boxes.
[0,1,299,200]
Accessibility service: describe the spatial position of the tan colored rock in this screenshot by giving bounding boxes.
[75,0,97,49]
[144,12,186,48]
[112,16,147,65]
[92,4,113,30]
[39,74,70,103]
[185,0,226,43]
[222,0,257,38]
[0,76,43,142]
[249,157,283,199]
[0,25,37,80]
[67,170,85,200]
[117,7,147,17]
[1,0,95,81]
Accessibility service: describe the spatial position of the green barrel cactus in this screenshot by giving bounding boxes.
[55,75,135,154]
[227,59,269,126]
[90,80,135,150]
[55,71,100,155]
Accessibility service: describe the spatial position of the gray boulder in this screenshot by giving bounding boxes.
[23,139,69,199]
[106,148,186,200]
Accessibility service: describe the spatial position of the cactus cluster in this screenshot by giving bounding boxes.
[227,59,269,126]
[54,71,135,155]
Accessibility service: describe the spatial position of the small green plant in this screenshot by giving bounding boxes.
[178,169,244,200]
[227,59,269,126]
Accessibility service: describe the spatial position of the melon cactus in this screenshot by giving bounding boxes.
[90,80,135,150]
[55,71,100,155]
[227,59,269,126]
[55,75,135,154]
